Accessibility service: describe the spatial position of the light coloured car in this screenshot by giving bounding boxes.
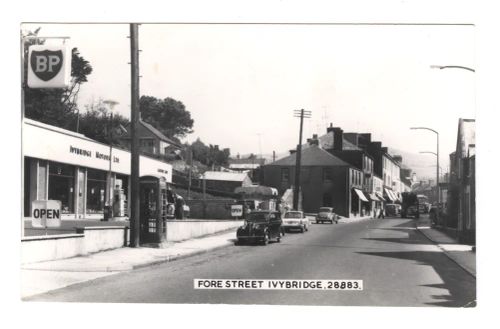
[316,207,338,224]
[282,211,310,233]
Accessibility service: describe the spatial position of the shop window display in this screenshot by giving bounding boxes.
[48,162,75,214]
[87,168,106,214]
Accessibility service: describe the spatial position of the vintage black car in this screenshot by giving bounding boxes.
[236,210,284,245]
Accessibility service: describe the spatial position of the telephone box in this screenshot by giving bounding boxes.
[140,175,175,244]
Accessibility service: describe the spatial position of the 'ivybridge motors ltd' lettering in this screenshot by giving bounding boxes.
[70,145,91,157]
[70,145,119,163]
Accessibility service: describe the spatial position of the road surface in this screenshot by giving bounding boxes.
[27,216,476,307]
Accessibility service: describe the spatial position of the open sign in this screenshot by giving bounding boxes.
[32,200,62,228]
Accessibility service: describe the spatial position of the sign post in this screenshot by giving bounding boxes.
[231,205,243,219]
[22,36,70,238]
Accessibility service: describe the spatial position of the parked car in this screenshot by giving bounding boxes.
[282,211,310,233]
[385,203,401,216]
[236,210,284,245]
[418,202,431,214]
[316,207,338,224]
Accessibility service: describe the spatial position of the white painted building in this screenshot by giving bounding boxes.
[23,119,173,220]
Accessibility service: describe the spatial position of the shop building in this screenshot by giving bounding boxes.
[261,142,364,218]
[447,118,475,244]
[23,119,173,220]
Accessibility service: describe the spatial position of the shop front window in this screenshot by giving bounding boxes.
[87,168,107,214]
[48,162,75,214]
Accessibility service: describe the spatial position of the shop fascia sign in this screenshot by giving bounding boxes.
[27,44,71,88]
[69,145,120,163]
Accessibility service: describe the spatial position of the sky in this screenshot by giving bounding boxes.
[22,23,475,175]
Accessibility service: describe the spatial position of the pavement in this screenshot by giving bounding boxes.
[21,214,475,299]
[21,229,238,299]
[414,216,476,278]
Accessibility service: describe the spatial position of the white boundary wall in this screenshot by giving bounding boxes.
[167,220,243,242]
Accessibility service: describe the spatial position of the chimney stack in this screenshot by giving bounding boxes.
[326,123,335,134]
[333,127,343,151]
[393,155,403,163]
[307,134,319,146]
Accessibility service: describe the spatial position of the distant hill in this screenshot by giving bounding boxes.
[388,147,436,180]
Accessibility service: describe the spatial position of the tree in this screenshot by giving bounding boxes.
[22,28,93,130]
[189,138,230,168]
[78,99,130,145]
[140,96,194,139]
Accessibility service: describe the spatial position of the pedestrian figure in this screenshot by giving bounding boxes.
[378,207,385,219]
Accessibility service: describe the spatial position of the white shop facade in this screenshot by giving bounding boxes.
[23,119,173,220]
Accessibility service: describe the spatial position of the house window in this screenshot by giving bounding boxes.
[281,168,290,182]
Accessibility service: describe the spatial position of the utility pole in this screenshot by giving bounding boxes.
[130,24,140,247]
[293,109,311,210]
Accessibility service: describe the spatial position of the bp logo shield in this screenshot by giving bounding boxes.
[30,49,64,81]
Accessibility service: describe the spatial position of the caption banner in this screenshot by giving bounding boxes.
[194,279,363,290]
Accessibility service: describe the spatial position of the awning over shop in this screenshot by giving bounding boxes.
[384,188,396,202]
[375,192,386,201]
[353,188,369,202]
[367,193,381,202]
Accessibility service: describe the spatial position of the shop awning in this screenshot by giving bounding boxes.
[367,193,381,201]
[389,190,398,202]
[384,188,396,202]
[375,192,386,201]
[354,188,369,202]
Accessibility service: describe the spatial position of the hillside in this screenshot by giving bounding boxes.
[388,147,437,180]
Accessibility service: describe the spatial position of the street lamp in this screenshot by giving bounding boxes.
[411,127,440,205]
[103,99,119,221]
[430,65,475,72]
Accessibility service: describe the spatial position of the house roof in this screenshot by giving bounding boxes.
[202,171,250,182]
[308,131,360,151]
[228,157,266,166]
[139,120,181,147]
[229,163,261,170]
[122,120,181,148]
[266,144,351,167]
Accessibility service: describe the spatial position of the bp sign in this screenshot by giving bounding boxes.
[27,45,71,88]
[31,200,62,228]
